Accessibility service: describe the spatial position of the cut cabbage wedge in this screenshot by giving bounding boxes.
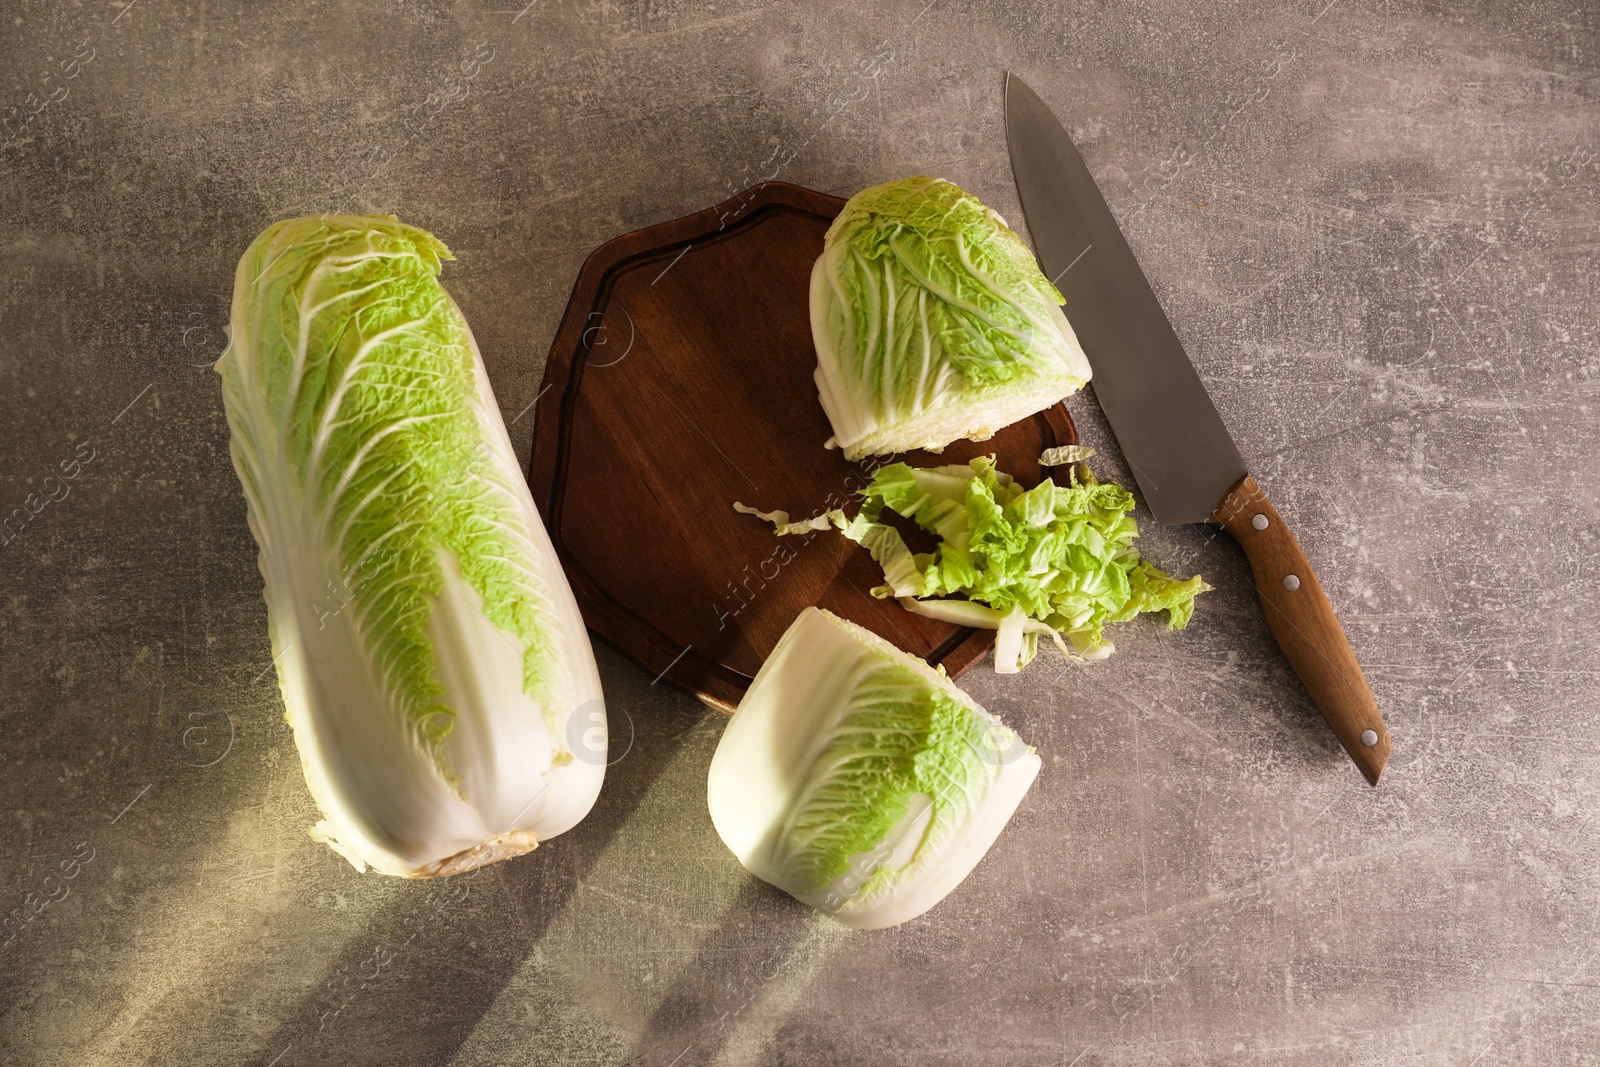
[811,176,1092,460]
[217,215,605,878]
[708,608,1040,929]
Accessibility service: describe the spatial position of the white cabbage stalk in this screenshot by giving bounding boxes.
[217,215,605,878]
[811,176,1093,460]
[707,607,1040,929]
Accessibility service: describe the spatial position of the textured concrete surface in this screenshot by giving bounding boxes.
[1,0,1597,1064]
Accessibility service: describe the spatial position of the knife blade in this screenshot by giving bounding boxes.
[1004,72,1391,785]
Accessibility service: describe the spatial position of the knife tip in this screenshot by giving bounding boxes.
[1003,71,1042,115]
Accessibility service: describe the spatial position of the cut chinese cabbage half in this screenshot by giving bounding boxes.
[217,214,606,878]
[707,607,1040,929]
[811,175,1093,460]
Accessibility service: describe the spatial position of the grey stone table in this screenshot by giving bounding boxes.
[2,0,1595,1063]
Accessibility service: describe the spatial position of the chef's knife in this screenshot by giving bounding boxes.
[1004,73,1391,785]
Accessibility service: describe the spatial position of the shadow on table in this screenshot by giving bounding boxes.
[620,880,832,1066]
[247,676,707,1067]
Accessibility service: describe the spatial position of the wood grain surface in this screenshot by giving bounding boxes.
[528,181,1076,711]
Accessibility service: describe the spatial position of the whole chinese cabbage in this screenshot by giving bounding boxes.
[811,176,1092,460]
[708,607,1040,929]
[217,215,605,878]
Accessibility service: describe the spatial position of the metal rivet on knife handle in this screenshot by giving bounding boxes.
[1207,474,1391,785]
[1252,513,1269,530]
[1360,729,1379,747]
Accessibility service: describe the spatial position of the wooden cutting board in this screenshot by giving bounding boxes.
[527,181,1077,711]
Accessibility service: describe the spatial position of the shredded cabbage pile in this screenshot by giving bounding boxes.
[736,454,1208,672]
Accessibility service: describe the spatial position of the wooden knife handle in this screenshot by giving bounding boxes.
[1212,474,1391,785]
